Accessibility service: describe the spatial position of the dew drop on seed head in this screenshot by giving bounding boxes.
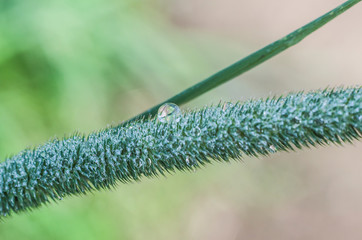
[292,117,301,124]
[185,156,190,165]
[157,103,181,123]
[192,126,201,136]
[269,145,277,153]
[138,160,144,168]
[222,102,233,111]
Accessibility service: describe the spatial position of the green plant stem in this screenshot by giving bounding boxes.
[1,87,361,218]
[123,0,361,125]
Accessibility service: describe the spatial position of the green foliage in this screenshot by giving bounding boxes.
[0,0,204,155]
[0,87,361,218]
[0,0,361,225]
[124,0,362,124]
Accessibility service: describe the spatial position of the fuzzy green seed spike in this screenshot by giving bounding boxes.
[0,87,361,218]
[123,0,362,125]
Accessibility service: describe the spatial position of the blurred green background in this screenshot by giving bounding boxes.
[0,0,361,239]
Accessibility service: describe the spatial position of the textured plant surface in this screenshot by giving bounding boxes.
[0,87,361,217]
[0,0,361,223]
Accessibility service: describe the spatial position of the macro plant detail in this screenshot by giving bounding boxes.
[0,87,361,217]
[0,0,361,220]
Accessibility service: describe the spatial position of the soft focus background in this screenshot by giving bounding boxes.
[0,0,361,239]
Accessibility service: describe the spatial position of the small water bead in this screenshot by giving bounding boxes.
[222,102,233,111]
[157,103,181,123]
[269,145,277,153]
[291,117,301,124]
[185,156,190,165]
[138,160,145,168]
[188,126,201,137]
[194,126,201,136]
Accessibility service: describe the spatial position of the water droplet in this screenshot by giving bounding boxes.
[185,156,190,165]
[192,126,201,136]
[291,117,301,124]
[269,145,277,153]
[157,103,181,123]
[222,102,233,111]
[138,160,144,168]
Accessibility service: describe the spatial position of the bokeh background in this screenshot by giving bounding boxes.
[0,0,361,239]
